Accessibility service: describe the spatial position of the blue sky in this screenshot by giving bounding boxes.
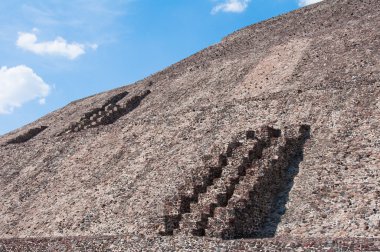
[0,0,322,135]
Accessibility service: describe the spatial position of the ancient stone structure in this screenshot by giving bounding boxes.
[0,0,379,250]
[6,126,48,144]
[160,125,310,239]
[60,90,151,134]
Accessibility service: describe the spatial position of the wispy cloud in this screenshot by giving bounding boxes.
[0,65,51,114]
[0,1,131,46]
[43,1,128,39]
[298,0,323,7]
[16,32,95,60]
[21,1,126,29]
[211,0,251,14]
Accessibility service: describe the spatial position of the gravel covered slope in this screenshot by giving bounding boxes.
[0,0,379,249]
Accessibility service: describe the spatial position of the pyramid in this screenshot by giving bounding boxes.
[1,0,379,250]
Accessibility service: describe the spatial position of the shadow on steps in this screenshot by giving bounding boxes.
[233,125,311,239]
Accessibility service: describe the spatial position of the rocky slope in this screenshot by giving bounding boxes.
[0,0,379,250]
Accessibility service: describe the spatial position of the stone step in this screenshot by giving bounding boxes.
[178,212,206,235]
[104,104,115,112]
[191,167,247,215]
[206,207,236,238]
[177,139,261,235]
[163,126,310,238]
[205,140,286,238]
[192,189,225,215]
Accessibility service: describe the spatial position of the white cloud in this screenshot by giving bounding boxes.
[0,65,51,114]
[16,32,96,60]
[211,0,251,14]
[17,1,130,45]
[89,43,99,50]
[298,0,323,7]
[38,98,46,105]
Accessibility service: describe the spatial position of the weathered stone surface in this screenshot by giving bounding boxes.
[5,126,48,144]
[0,236,379,251]
[0,0,379,250]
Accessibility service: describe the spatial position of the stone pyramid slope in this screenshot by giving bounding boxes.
[0,0,379,249]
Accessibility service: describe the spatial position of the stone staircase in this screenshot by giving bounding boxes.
[176,138,265,236]
[6,126,48,144]
[160,125,310,239]
[207,138,287,239]
[60,90,150,134]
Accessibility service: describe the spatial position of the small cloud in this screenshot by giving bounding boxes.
[298,0,323,7]
[0,65,51,114]
[38,98,46,105]
[16,31,93,60]
[211,0,251,14]
[89,43,98,50]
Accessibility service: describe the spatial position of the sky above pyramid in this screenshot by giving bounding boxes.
[0,0,322,135]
